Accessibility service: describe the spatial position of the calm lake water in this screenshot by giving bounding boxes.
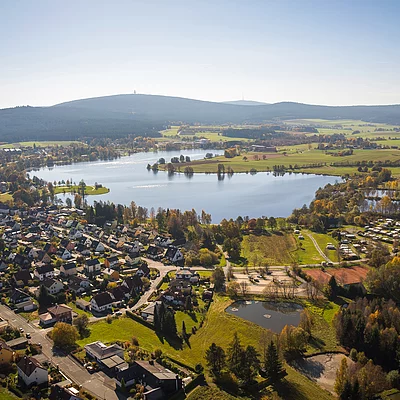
[31,149,339,222]
[226,301,303,333]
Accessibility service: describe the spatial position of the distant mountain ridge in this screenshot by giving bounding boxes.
[222,100,268,106]
[1,94,400,142]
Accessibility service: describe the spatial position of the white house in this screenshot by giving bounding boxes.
[165,247,184,264]
[17,356,48,387]
[84,259,101,275]
[34,265,54,281]
[90,292,114,313]
[36,279,64,297]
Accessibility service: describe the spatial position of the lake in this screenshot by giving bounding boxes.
[226,301,303,333]
[31,149,339,222]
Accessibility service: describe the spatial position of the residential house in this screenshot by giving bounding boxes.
[43,243,57,254]
[102,268,119,281]
[84,259,101,275]
[60,239,75,251]
[13,270,33,286]
[104,256,120,269]
[34,264,55,281]
[90,292,114,313]
[0,259,8,272]
[115,360,182,396]
[68,276,90,295]
[136,263,150,277]
[165,246,184,264]
[36,279,64,297]
[122,275,143,297]
[39,304,73,326]
[17,356,48,387]
[9,289,35,311]
[57,247,72,260]
[91,240,105,253]
[176,268,199,283]
[60,262,77,277]
[146,245,162,260]
[84,341,127,372]
[37,251,52,264]
[0,340,15,364]
[75,299,91,311]
[75,243,90,256]
[141,302,158,322]
[154,236,173,248]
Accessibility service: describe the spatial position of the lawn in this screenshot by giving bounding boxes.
[0,388,18,400]
[78,296,272,368]
[68,302,91,317]
[308,232,338,262]
[241,233,297,266]
[186,386,238,400]
[293,235,323,265]
[53,185,109,196]
[0,193,13,203]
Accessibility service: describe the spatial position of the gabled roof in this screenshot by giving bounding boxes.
[86,258,100,266]
[62,262,76,270]
[10,289,31,302]
[36,264,54,274]
[42,278,60,289]
[13,270,32,284]
[92,292,114,307]
[17,356,45,377]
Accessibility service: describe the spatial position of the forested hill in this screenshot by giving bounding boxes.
[1,94,400,142]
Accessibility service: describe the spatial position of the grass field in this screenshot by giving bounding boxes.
[186,386,238,400]
[241,233,297,266]
[53,185,109,196]
[0,141,83,148]
[78,296,271,368]
[308,232,338,262]
[294,234,324,265]
[174,147,400,176]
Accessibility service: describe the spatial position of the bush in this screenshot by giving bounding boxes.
[387,370,400,389]
[349,348,358,361]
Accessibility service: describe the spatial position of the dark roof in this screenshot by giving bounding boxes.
[17,356,45,377]
[13,270,32,284]
[165,246,179,259]
[42,279,59,289]
[86,258,100,266]
[36,264,54,274]
[10,289,30,302]
[124,275,143,291]
[106,256,119,263]
[92,292,113,307]
[110,286,126,302]
[62,262,76,270]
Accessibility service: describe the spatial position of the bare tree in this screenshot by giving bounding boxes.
[239,281,249,296]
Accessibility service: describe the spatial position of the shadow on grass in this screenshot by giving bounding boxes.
[275,378,310,400]
[309,335,326,350]
[155,331,183,350]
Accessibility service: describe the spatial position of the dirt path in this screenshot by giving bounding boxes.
[306,233,332,263]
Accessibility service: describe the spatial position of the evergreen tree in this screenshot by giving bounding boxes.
[185,296,193,311]
[227,332,244,377]
[163,309,177,337]
[182,321,187,339]
[205,343,226,375]
[241,345,260,383]
[264,341,286,384]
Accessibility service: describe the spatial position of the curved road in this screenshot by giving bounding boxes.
[306,233,332,263]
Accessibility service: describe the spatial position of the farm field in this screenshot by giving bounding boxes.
[304,266,369,286]
[241,233,297,266]
[178,147,400,176]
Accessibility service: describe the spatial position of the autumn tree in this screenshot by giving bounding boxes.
[52,322,79,349]
[73,314,89,337]
[211,267,225,291]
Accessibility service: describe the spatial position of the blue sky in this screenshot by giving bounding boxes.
[1,0,400,108]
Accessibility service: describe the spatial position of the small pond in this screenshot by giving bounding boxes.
[226,301,303,333]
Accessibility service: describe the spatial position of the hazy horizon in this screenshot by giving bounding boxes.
[2,0,400,108]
